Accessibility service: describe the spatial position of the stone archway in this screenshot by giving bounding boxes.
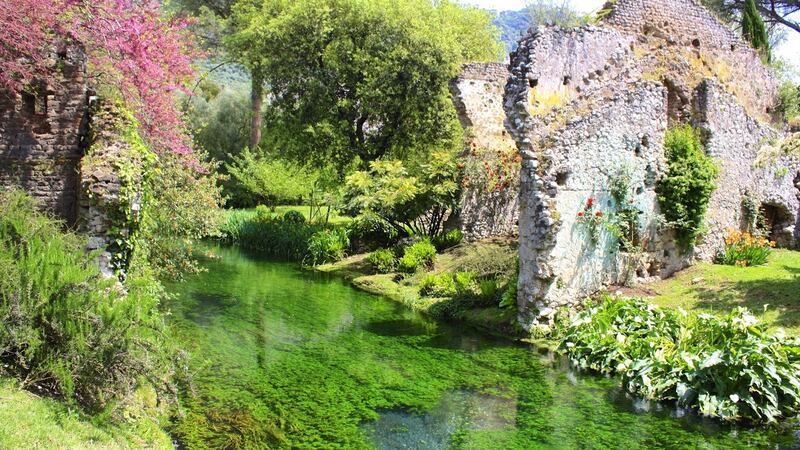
[760,202,795,248]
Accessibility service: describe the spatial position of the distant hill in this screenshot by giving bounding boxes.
[493,9,531,53]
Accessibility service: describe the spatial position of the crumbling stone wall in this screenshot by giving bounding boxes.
[0,50,141,278]
[694,80,799,257]
[604,0,743,49]
[451,63,519,240]
[506,0,797,329]
[0,47,88,224]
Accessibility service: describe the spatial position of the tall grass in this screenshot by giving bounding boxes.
[220,209,349,264]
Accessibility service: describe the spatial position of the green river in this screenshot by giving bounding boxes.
[166,244,800,449]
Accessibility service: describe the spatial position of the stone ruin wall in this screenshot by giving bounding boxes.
[0,47,89,225]
[515,82,672,324]
[506,0,799,329]
[604,0,779,122]
[694,81,800,257]
[450,63,519,240]
[0,49,137,276]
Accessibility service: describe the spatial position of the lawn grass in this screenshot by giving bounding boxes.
[0,378,172,449]
[224,205,352,225]
[644,249,800,336]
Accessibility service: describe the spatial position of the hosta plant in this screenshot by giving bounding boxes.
[557,296,800,422]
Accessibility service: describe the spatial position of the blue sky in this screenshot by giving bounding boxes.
[466,0,800,76]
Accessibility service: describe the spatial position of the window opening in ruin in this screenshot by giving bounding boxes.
[563,76,571,86]
[21,88,47,116]
[556,172,569,186]
[692,38,701,48]
[730,44,736,52]
[528,78,538,88]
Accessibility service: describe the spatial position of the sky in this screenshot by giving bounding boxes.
[465,0,800,75]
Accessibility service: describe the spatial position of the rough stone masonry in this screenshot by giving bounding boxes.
[503,0,799,329]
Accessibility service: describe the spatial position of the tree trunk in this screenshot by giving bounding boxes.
[250,74,264,150]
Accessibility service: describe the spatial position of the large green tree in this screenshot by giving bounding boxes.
[226,0,502,171]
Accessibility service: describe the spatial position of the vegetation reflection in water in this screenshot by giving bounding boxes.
[166,244,799,449]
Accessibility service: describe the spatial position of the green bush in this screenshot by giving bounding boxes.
[656,125,719,251]
[0,189,172,412]
[432,229,464,251]
[453,271,477,294]
[283,210,306,224]
[777,81,800,123]
[347,215,398,252]
[305,228,349,266]
[419,272,458,297]
[556,296,800,422]
[255,205,273,222]
[398,239,437,273]
[365,248,397,274]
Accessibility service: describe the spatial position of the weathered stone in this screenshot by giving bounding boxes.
[504,0,799,329]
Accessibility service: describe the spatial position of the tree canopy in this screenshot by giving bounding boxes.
[226,0,503,171]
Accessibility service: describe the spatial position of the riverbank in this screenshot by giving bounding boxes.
[316,238,524,339]
[0,378,172,449]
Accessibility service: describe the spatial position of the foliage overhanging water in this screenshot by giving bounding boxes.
[166,244,800,449]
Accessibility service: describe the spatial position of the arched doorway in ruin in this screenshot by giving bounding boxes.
[760,202,795,248]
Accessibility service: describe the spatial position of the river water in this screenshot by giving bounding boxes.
[166,244,799,449]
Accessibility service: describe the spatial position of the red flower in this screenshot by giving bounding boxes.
[595,211,602,217]
[587,198,594,208]
[577,212,585,217]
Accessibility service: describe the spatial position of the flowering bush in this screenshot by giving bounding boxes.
[576,197,604,245]
[460,141,521,193]
[1,0,197,156]
[718,229,775,267]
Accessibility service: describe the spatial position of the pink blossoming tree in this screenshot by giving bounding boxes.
[1,0,197,155]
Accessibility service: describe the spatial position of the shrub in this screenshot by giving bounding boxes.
[656,125,719,251]
[557,296,800,422]
[255,205,273,222]
[498,259,519,309]
[366,248,397,274]
[478,279,499,302]
[398,239,437,273]
[432,229,464,251]
[347,215,398,252]
[283,210,306,224]
[419,272,458,297]
[305,228,349,266]
[718,229,774,267]
[0,189,172,412]
[453,271,478,294]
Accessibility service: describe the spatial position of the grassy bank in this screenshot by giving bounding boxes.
[0,378,172,449]
[632,249,800,335]
[317,238,523,338]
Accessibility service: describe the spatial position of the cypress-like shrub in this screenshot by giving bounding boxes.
[656,125,719,251]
